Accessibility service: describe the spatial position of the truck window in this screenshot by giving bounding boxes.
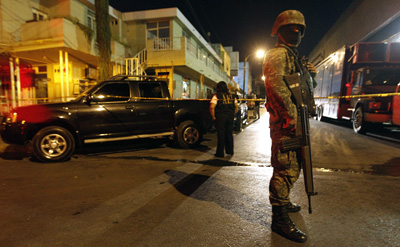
[138,82,162,99]
[93,82,130,102]
[352,71,363,95]
[363,69,400,86]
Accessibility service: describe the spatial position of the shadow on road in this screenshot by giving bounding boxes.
[370,157,400,176]
[0,144,32,160]
[164,168,271,228]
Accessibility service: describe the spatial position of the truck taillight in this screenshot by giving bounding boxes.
[368,102,381,110]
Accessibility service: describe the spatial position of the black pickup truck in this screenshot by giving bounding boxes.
[1,75,213,162]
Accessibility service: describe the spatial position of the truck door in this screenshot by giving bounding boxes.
[132,81,174,133]
[350,70,363,108]
[77,81,142,139]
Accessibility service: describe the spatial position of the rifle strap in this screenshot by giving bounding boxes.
[279,44,316,114]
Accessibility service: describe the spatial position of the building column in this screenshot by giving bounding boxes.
[59,50,64,101]
[8,57,23,107]
[65,52,69,100]
[169,62,174,98]
[9,57,16,108]
[200,74,204,99]
[15,58,21,106]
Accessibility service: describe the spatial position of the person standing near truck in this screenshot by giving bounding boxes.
[210,81,238,158]
[263,10,317,243]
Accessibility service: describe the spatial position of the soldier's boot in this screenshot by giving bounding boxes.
[286,202,301,213]
[271,206,307,243]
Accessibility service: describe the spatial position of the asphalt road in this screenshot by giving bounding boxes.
[0,108,399,246]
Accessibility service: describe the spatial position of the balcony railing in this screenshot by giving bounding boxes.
[152,37,182,51]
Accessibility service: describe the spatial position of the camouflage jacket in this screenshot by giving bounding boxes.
[263,44,304,136]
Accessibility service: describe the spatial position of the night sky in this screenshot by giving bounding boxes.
[108,0,355,75]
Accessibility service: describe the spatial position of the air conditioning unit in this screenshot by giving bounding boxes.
[84,68,97,79]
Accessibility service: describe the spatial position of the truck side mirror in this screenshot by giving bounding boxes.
[85,94,93,104]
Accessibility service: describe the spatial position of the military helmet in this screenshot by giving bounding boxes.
[271,10,306,37]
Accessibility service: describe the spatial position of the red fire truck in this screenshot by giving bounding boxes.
[314,42,400,134]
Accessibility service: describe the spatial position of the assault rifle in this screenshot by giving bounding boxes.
[282,73,318,214]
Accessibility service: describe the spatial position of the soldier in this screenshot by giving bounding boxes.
[263,10,316,243]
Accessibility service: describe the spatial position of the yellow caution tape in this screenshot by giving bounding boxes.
[314,92,400,99]
[2,92,400,104]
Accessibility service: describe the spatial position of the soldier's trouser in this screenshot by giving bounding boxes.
[269,143,301,206]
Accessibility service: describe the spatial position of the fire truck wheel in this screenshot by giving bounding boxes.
[352,107,370,134]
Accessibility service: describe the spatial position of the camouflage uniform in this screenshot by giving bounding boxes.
[265,10,317,243]
[263,44,313,206]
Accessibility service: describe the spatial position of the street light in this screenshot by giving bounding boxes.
[243,49,265,96]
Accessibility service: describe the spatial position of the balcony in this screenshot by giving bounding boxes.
[19,18,95,55]
[146,37,233,85]
[13,18,124,67]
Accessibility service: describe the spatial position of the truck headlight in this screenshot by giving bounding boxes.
[5,112,17,123]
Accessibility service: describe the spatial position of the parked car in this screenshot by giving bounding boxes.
[233,93,248,131]
[247,94,261,120]
[247,94,256,110]
[1,75,213,162]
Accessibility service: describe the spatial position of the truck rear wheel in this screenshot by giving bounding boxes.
[32,126,75,162]
[353,107,370,134]
[175,120,202,149]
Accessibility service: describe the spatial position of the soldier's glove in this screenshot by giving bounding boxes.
[306,62,317,78]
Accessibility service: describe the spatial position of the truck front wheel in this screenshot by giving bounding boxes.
[32,126,75,162]
[175,120,203,149]
[353,107,370,134]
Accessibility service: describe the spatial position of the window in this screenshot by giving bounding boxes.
[93,83,130,102]
[146,21,170,39]
[351,71,363,95]
[32,9,47,21]
[182,29,190,40]
[38,66,47,73]
[364,69,400,87]
[356,43,387,62]
[139,82,162,99]
[87,9,96,30]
